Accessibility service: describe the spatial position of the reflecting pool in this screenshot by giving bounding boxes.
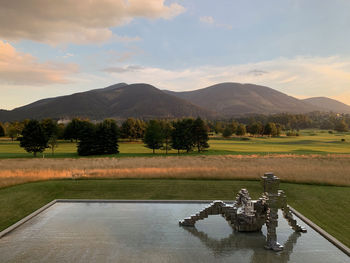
[0,202,348,262]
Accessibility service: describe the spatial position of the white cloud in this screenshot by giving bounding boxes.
[63,53,74,59]
[103,56,350,105]
[0,0,185,44]
[0,41,78,85]
[199,16,232,29]
[200,16,215,24]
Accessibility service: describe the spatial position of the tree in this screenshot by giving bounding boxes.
[63,118,86,142]
[77,119,119,156]
[214,121,224,134]
[77,122,96,156]
[264,122,278,136]
[0,122,4,137]
[41,119,59,155]
[160,120,173,154]
[41,119,58,138]
[247,122,263,136]
[222,126,233,138]
[19,120,48,157]
[235,124,246,136]
[171,120,185,154]
[143,120,163,154]
[57,123,66,139]
[6,121,23,141]
[335,120,348,132]
[192,118,209,152]
[121,118,138,141]
[48,135,58,155]
[171,119,195,153]
[95,119,119,154]
[7,126,17,141]
[135,119,146,139]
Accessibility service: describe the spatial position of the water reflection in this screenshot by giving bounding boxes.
[183,226,301,262]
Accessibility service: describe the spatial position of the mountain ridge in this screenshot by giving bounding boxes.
[164,82,323,116]
[302,97,350,114]
[1,82,349,122]
[0,83,216,122]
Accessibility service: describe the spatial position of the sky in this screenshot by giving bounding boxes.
[1,0,350,110]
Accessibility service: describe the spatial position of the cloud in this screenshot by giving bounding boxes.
[0,0,185,44]
[103,65,143,73]
[243,69,269,76]
[199,16,232,30]
[103,56,350,104]
[63,53,74,59]
[200,16,215,24]
[0,41,78,85]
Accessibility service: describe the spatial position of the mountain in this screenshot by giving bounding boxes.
[2,82,349,122]
[0,83,216,122]
[164,82,320,116]
[302,97,350,114]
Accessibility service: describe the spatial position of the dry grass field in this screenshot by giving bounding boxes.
[1,154,349,188]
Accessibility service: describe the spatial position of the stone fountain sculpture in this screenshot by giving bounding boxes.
[179,172,307,251]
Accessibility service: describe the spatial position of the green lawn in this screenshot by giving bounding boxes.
[0,179,349,247]
[1,129,350,158]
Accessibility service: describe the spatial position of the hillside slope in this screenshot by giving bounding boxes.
[165,82,320,116]
[0,83,215,122]
[302,97,350,114]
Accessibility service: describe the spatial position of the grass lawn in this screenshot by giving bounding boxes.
[1,129,350,158]
[0,179,349,248]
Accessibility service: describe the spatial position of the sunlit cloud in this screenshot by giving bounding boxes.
[0,0,185,45]
[0,41,78,85]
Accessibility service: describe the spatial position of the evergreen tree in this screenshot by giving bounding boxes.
[77,122,96,156]
[192,118,209,152]
[19,120,48,157]
[160,120,173,154]
[64,118,85,142]
[143,120,163,154]
[95,119,119,154]
[181,119,196,153]
[171,120,185,154]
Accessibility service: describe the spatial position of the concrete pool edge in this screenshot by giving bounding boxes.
[0,199,57,239]
[289,207,350,256]
[0,199,349,257]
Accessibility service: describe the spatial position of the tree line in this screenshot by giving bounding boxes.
[2,117,209,157]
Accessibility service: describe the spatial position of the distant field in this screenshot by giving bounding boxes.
[1,129,350,158]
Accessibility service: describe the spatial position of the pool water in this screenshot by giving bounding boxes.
[0,202,348,263]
